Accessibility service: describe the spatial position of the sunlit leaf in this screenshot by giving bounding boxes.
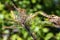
[44,33,54,40]
[36,4,42,9]
[0,14,4,19]
[11,34,22,40]
[42,28,49,33]
[31,0,36,4]
[56,32,60,40]
[0,2,4,10]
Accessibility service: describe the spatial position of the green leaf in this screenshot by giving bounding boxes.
[0,2,4,10]
[36,4,42,9]
[23,1,30,5]
[0,14,4,19]
[44,33,53,40]
[42,28,49,33]
[11,34,22,40]
[56,32,60,40]
[31,0,36,4]
[34,27,39,32]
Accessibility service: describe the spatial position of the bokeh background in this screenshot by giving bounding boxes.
[0,0,60,40]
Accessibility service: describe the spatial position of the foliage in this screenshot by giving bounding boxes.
[0,0,60,40]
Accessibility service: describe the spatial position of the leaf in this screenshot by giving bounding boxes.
[31,0,36,4]
[56,32,60,40]
[10,10,16,20]
[42,28,49,33]
[34,27,39,32]
[44,33,53,40]
[0,2,4,10]
[36,4,42,9]
[0,14,4,19]
[11,34,23,40]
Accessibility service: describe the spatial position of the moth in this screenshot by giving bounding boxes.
[39,11,60,28]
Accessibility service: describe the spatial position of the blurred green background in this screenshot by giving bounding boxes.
[0,0,60,40]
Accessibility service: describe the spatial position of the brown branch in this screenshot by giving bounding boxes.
[26,11,60,28]
[10,0,37,40]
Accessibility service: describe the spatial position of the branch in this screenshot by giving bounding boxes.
[26,11,60,28]
[25,11,50,22]
[10,0,37,40]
